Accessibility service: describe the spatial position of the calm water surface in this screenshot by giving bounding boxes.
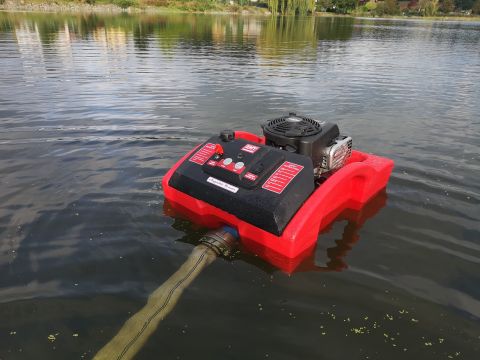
[0,11,479,360]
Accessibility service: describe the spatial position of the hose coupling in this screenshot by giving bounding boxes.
[199,226,239,257]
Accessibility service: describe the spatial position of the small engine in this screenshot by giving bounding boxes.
[262,113,352,177]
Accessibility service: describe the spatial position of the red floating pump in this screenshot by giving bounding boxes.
[163,114,393,271]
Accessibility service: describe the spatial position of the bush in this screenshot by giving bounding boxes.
[113,0,137,8]
[226,3,241,12]
[383,0,400,14]
[177,0,217,11]
[364,0,377,11]
[419,0,439,15]
[372,0,399,15]
[402,7,422,15]
[439,0,455,13]
[141,0,169,5]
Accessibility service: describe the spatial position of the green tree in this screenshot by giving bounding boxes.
[268,0,279,14]
[113,0,136,8]
[364,0,378,12]
[267,0,316,14]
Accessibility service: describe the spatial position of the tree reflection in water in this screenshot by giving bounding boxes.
[0,12,355,63]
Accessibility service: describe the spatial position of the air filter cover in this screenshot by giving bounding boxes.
[264,114,322,138]
[263,113,340,167]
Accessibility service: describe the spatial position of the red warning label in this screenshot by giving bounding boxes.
[189,143,216,165]
[262,162,304,194]
[241,144,260,154]
[244,172,258,181]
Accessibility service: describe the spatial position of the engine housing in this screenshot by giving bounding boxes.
[262,113,352,175]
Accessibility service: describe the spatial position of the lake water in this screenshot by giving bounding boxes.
[0,11,479,360]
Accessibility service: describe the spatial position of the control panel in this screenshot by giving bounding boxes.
[200,141,285,190]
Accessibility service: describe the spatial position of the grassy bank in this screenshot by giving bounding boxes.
[0,0,271,14]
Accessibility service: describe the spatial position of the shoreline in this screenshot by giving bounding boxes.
[0,1,123,14]
[354,14,480,22]
[1,2,480,22]
[0,1,269,15]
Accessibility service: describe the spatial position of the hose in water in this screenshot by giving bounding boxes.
[94,227,238,360]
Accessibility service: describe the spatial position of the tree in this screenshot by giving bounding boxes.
[440,0,455,12]
[317,0,335,10]
[473,0,480,14]
[375,0,399,15]
[267,0,316,14]
[267,0,279,14]
[383,0,400,14]
[335,0,357,13]
[364,0,378,12]
[419,0,439,15]
[454,0,474,10]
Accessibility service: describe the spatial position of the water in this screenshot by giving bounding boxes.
[0,11,479,359]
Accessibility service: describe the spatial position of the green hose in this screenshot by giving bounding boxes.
[94,228,237,360]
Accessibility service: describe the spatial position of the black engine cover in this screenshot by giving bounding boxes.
[168,135,315,235]
[263,114,340,167]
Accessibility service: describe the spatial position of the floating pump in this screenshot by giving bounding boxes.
[163,113,394,271]
[96,114,394,359]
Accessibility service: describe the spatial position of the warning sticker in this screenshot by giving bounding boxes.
[262,162,304,194]
[207,177,239,193]
[241,144,260,154]
[244,172,258,181]
[189,143,216,165]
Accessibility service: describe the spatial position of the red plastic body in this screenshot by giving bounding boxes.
[162,131,394,270]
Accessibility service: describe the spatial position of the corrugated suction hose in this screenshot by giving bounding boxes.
[94,227,238,360]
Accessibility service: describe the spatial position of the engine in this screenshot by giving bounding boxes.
[262,113,352,177]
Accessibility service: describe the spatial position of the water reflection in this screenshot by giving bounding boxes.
[0,12,355,63]
[296,190,387,273]
[13,21,47,79]
[165,190,387,274]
